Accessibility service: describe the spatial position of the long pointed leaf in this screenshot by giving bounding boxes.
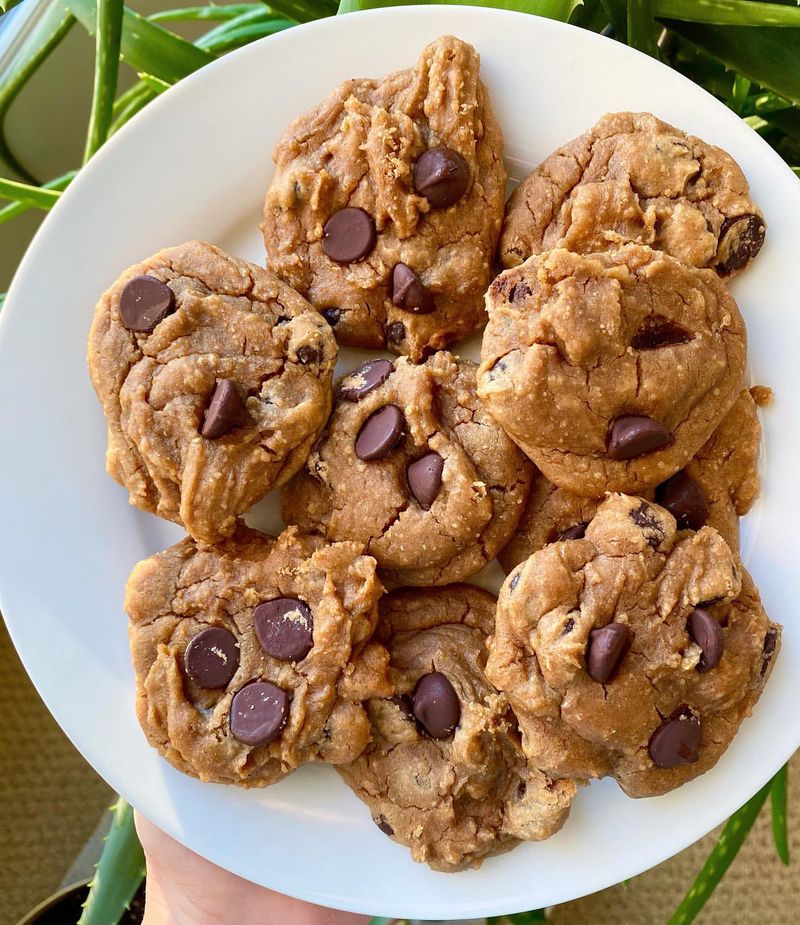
[149,3,261,22]
[667,778,772,925]
[84,0,124,161]
[0,170,76,225]
[628,0,660,57]
[665,20,800,106]
[600,0,627,37]
[0,177,61,209]
[654,0,800,27]
[63,0,215,82]
[771,763,790,865]
[267,0,336,20]
[0,3,75,183]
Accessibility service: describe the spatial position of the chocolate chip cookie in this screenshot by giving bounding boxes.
[262,35,505,360]
[478,245,747,497]
[337,586,575,870]
[282,351,533,586]
[487,494,780,797]
[126,524,389,786]
[88,241,337,544]
[499,387,761,571]
[501,111,765,276]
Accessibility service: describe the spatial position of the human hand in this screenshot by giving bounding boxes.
[135,811,371,925]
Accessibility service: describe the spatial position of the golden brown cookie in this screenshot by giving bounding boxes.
[487,494,780,798]
[126,524,389,787]
[282,351,533,586]
[501,111,765,276]
[478,245,747,497]
[262,36,505,360]
[499,387,761,571]
[88,241,336,544]
[338,586,575,871]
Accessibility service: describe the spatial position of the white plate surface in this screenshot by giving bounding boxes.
[1,7,798,919]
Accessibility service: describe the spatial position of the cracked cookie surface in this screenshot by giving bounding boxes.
[126,524,389,787]
[478,244,747,497]
[337,585,575,871]
[262,35,505,360]
[501,111,765,276]
[499,387,761,572]
[487,494,780,797]
[88,241,337,544]
[282,351,533,586]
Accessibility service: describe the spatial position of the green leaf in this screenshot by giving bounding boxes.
[628,0,660,57]
[0,292,6,310]
[664,20,800,106]
[84,0,124,162]
[0,177,62,210]
[729,72,751,115]
[63,0,215,83]
[367,919,393,925]
[0,170,76,226]
[196,8,291,49]
[0,3,75,184]
[110,83,157,135]
[653,0,800,27]
[78,798,146,925]
[267,0,337,21]
[667,778,772,925]
[600,0,627,37]
[138,72,172,94]
[0,0,23,12]
[149,3,262,22]
[771,762,790,865]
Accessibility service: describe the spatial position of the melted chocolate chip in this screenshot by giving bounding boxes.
[201,380,249,439]
[563,617,575,635]
[322,207,376,263]
[339,359,394,402]
[413,672,460,739]
[413,147,469,208]
[391,263,435,313]
[254,597,314,662]
[321,307,341,327]
[648,707,701,768]
[629,500,665,548]
[656,470,709,531]
[376,818,394,836]
[407,451,444,509]
[230,682,289,746]
[631,315,693,350]
[761,630,778,676]
[296,345,319,365]
[184,627,239,689]
[586,623,629,683]
[717,214,766,275]
[510,572,521,591]
[119,276,176,333]
[688,608,724,672]
[608,415,672,460]
[386,321,406,344]
[355,405,405,460]
[557,522,588,542]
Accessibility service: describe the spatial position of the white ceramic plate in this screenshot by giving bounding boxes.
[1,7,798,919]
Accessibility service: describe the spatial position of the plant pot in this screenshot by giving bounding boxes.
[16,880,146,925]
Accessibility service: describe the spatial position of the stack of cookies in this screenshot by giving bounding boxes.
[87,35,781,873]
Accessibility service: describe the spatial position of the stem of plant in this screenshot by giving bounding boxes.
[0,171,76,225]
[0,177,62,209]
[84,0,124,162]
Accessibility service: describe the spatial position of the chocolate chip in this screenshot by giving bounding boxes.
[386,321,405,344]
[489,358,507,379]
[761,630,778,676]
[648,708,701,768]
[629,500,665,548]
[563,617,575,635]
[119,276,176,333]
[656,470,709,531]
[509,281,532,304]
[413,147,469,208]
[296,345,319,365]
[355,405,405,461]
[230,681,289,746]
[254,597,314,662]
[557,522,587,542]
[412,671,461,739]
[184,627,239,688]
[688,608,723,672]
[608,415,672,460]
[201,380,249,439]
[376,818,394,836]
[339,359,394,402]
[631,315,692,350]
[321,307,341,327]
[275,315,290,325]
[510,572,521,591]
[516,780,527,799]
[391,263,435,314]
[717,214,766,275]
[586,623,629,683]
[407,451,444,509]
[322,207,376,263]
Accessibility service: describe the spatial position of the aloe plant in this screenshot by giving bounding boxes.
[0,1,795,921]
